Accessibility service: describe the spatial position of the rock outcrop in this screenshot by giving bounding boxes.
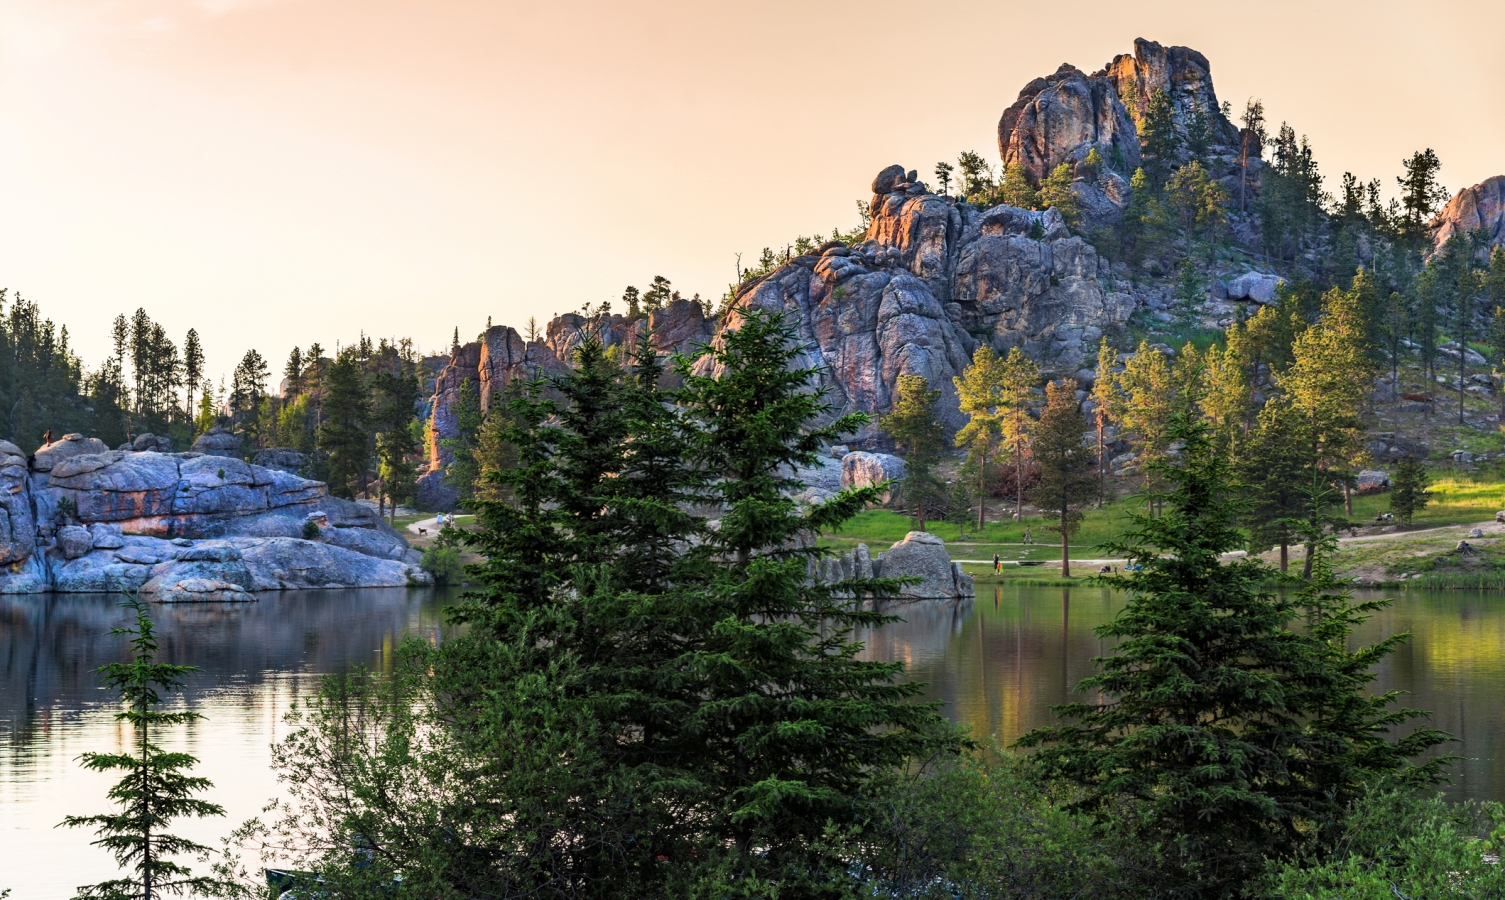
[0,437,428,597]
[998,63,1141,184]
[1103,38,1239,151]
[190,427,240,458]
[1431,175,1505,251]
[819,531,974,602]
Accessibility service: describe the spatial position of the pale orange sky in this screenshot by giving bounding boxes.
[1,0,1501,383]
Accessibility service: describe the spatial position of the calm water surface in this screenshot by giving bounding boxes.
[3,585,1502,897]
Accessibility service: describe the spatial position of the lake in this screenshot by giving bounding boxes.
[3,585,1502,897]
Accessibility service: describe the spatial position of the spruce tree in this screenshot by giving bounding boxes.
[1036,162,1079,226]
[62,598,227,900]
[1388,456,1431,526]
[1397,148,1449,243]
[954,346,1007,528]
[1029,379,1096,575]
[182,329,203,420]
[673,310,962,887]
[317,350,371,499]
[1019,417,1445,895]
[882,373,946,530]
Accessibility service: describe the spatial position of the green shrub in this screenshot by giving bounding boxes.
[1269,787,1505,899]
[301,519,321,540]
[420,545,463,584]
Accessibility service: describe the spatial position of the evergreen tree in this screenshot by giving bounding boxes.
[1396,148,1449,243]
[957,150,994,202]
[317,350,371,499]
[1388,456,1431,526]
[881,374,946,531]
[1138,89,1180,188]
[1036,162,1079,226]
[953,346,1007,529]
[182,329,203,420]
[933,160,953,196]
[1029,379,1096,576]
[373,365,420,520]
[1019,418,1445,897]
[283,347,303,399]
[1236,396,1308,572]
[1089,337,1118,506]
[62,598,227,900]
[1165,160,1227,258]
[642,275,672,313]
[1238,98,1266,212]
[229,349,269,435]
[1117,342,1176,496]
[997,347,1040,521]
[440,378,483,508]
[1000,162,1038,209]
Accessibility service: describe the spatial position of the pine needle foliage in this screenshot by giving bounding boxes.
[61,597,226,900]
[1019,416,1448,898]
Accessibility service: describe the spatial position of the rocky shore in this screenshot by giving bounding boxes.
[1,433,428,599]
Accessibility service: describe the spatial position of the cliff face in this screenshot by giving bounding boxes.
[1431,175,1505,251]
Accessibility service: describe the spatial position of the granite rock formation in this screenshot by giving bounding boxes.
[1431,175,1505,251]
[0,436,427,596]
[1103,38,1239,150]
[818,531,974,602]
[998,63,1141,185]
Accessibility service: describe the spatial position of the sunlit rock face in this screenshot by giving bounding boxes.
[1431,176,1505,251]
[0,438,427,596]
[998,63,1141,185]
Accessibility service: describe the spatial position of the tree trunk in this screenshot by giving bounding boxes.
[1343,481,1352,516]
[977,449,987,531]
[1060,519,1070,577]
[1096,420,1106,508]
[1301,541,1315,580]
[1279,541,1288,573]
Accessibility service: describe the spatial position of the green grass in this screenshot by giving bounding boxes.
[1347,474,1505,528]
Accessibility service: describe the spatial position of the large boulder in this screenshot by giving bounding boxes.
[251,447,308,475]
[0,440,35,565]
[841,451,906,491]
[997,63,1141,185]
[190,427,241,458]
[873,532,975,600]
[32,434,109,472]
[1431,175,1505,252]
[1225,272,1285,304]
[130,433,174,453]
[237,537,429,590]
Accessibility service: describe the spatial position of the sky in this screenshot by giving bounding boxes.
[1,0,1502,385]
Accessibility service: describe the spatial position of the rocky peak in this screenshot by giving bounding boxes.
[1101,38,1239,150]
[997,63,1141,184]
[1430,175,1505,251]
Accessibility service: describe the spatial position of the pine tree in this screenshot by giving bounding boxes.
[1236,396,1308,572]
[1089,337,1118,506]
[1019,417,1445,896]
[1000,162,1038,209]
[182,329,203,420]
[1029,379,1096,575]
[1239,98,1266,212]
[62,597,227,900]
[881,374,946,531]
[317,350,371,499]
[1138,89,1180,188]
[1117,341,1176,495]
[373,364,420,520]
[933,160,953,196]
[956,150,994,202]
[953,346,1007,528]
[997,347,1040,521]
[283,347,303,399]
[1389,456,1431,526]
[1036,162,1079,226]
[642,275,672,313]
[1396,148,1449,243]
[229,349,269,435]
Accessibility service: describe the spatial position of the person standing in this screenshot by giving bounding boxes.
[992,553,1001,574]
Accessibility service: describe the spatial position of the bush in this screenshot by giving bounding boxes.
[300,519,321,540]
[1269,786,1505,899]
[420,545,463,584]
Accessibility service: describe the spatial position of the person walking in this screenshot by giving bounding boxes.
[992,553,1001,574]
[1023,525,1032,545]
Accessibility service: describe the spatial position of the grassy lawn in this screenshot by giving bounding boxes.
[1346,474,1505,528]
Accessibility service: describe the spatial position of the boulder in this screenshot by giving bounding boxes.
[190,426,241,458]
[1468,527,1486,539]
[251,448,308,475]
[872,532,975,600]
[1354,470,1390,494]
[236,537,431,590]
[131,433,174,453]
[1225,272,1285,303]
[87,522,126,550]
[56,525,93,560]
[841,452,906,491]
[32,434,109,472]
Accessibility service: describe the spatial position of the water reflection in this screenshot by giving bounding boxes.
[0,589,455,898]
[858,584,1505,804]
[2,584,1502,897]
